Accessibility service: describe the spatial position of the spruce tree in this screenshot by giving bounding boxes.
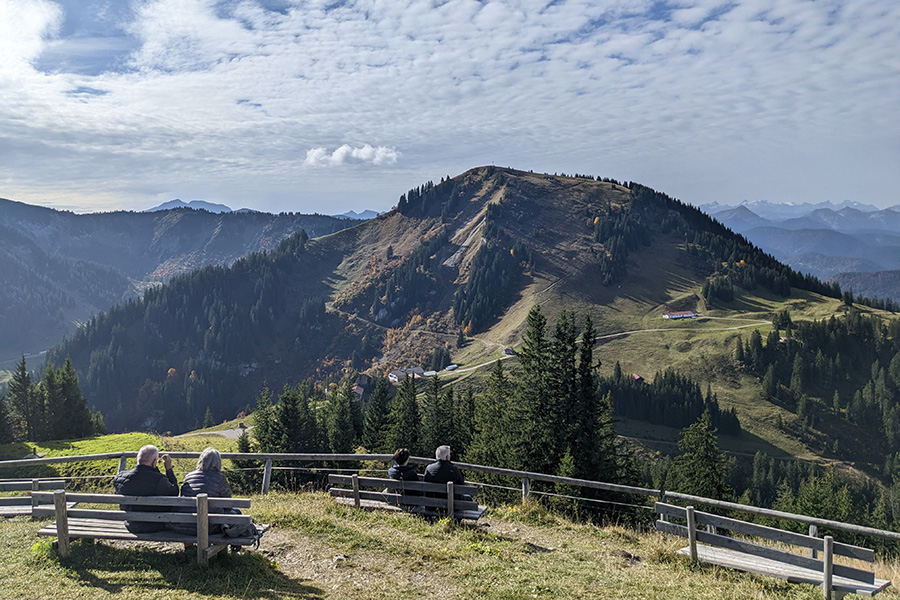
[362,377,392,452]
[326,380,356,454]
[513,305,555,474]
[8,356,41,441]
[422,375,451,453]
[469,360,511,468]
[666,410,731,500]
[388,375,420,455]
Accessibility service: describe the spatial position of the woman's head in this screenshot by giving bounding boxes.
[393,448,410,466]
[197,447,222,472]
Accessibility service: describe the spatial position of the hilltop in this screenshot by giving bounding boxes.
[40,167,900,479]
[0,198,358,360]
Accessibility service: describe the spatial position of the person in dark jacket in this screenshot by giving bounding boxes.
[177,447,236,535]
[424,445,464,485]
[112,444,178,533]
[388,448,419,481]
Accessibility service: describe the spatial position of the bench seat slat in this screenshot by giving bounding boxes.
[329,488,481,511]
[327,475,479,496]
[676,544,890,597]
[657,520,874,584]
[38,519,270,546]
[654,503,874,562]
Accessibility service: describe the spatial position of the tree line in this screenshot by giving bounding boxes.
[0,356,104,444]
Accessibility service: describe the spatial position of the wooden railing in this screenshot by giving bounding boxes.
[2,451,899,544]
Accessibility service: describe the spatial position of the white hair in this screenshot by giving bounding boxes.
[136,445,159,466]
[435,445,451,461]
[197,447,222,472]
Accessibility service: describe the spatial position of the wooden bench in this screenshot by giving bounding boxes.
[0,479,66,517]
[654,502,891,599]
[328,474,487,521]
[32,490,270,565]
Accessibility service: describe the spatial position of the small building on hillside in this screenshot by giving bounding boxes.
[663,310,699,320]
[388,366,427,383]
[632,374,644,383]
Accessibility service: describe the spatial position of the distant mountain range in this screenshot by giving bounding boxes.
[0,199,359,359]
[709,201,900,302]
[144,200,380,221]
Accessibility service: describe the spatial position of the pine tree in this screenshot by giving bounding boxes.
[362,377,392,452]
[326,380,356,454]
[469,360,511,468]
[203,406,215,428]
[421,375,450,453]
[388,375,420,455]
[8,356,41,441]
[513,305,556,474]
[451,386,474,459]
[0,392,11,444]
[666,411,731,500]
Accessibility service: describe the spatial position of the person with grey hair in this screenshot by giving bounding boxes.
[112,444,179,533]
[176,447,239,536]
[180,447,232,500]
[423,445,464,485]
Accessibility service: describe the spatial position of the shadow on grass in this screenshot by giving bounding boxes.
[58,541,325,599]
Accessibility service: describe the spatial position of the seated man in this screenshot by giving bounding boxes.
[112,444,179,533]
[424,445,464,485]
[388,448,419,481]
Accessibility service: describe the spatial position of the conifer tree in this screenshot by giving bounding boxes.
[8,356,41,441]
[0,393,11,444]
[666,410,731,500]
[326,380,356,454]
[469,360,511,468]
[362,377,392,452]
[388,375,420,455]
[513,305,555,474]
[451,386,474,458]
[422,375,451,453]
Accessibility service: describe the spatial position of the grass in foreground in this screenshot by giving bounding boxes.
[3,491,896,599]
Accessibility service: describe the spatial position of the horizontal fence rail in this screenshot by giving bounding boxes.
[2,451,898,543]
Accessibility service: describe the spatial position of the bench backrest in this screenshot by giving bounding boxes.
[32,491,252,527]
[654,502,876,585]
[328,474,479,514]
[0,479,66,513]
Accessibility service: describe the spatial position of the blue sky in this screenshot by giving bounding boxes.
[1,0,898,214]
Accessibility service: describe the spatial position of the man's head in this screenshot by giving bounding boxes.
[393,448,410,466]
[435,445,451,461]
[197,447,222,472]
[136,445,160,467]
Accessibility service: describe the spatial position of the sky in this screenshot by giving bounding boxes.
[1,0,898,215]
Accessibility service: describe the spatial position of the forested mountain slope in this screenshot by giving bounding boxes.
[0,199,357,358]
[48,167,845,435]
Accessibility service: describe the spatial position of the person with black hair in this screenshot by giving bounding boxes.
[388,448,419,481]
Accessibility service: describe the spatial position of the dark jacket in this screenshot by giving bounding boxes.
[423,459,464,485]
[388,463,419,482]
[181,469,232,500]
[176,469,234,535]
[112,464,178,533]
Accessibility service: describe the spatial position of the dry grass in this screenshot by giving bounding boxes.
[3,491,896,599]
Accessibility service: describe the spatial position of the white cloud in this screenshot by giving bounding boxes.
[304,144,400,167]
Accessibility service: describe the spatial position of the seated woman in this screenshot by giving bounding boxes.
[388,448,418,481]
[175,447,236,535]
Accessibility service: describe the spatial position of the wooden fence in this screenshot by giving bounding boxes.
[2,451,899,544]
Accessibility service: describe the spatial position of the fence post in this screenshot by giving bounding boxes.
[822,535,833,599]
[261,459,273,495]
[522,477,530,501]
[686,506,698,562]
[118,455,128,473]
[53,490,70,558]
[197,494,209,566]
[809,524,818,558]
[31,479,40,518]
[447,482,455,518]
[659,492,669,522]
[352,474,360,508]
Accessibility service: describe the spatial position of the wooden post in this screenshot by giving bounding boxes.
[809,524,818,558]
[659,493,669,522]
[447,482,455,518]
[351,474,360,508]
[822,535,833,599]
[118,455,128,473]
[522,477,530,501]
[261,459,273,495]
[197,494,209,565]
[53,490,70,558]
[31,479,40,517]
[686,506,698,562]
